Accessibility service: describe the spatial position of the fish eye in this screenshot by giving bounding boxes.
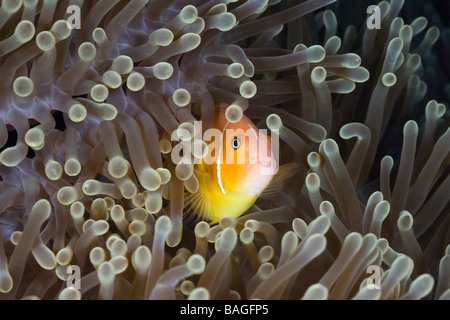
[231,136,240,150]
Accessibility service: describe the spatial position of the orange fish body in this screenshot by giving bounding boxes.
[186,103,277,224]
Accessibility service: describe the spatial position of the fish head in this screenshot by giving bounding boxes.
[210,104,277,196]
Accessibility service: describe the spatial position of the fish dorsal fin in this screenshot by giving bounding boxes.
[259,162,301,198]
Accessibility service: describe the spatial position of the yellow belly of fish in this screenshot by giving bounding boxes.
[193,169,258,224]
[207,189,257,223]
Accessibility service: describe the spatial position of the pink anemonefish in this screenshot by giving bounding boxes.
[185,103,299,224]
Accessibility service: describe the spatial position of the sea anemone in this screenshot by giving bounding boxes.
[0,0,448,300]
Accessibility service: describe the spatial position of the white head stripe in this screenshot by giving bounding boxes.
[217,122,228,195]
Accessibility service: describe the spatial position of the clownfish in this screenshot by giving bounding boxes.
[185,103,298,224]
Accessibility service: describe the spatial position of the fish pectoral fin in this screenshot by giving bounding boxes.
[259,162,302,198]
[183,186,211,222]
